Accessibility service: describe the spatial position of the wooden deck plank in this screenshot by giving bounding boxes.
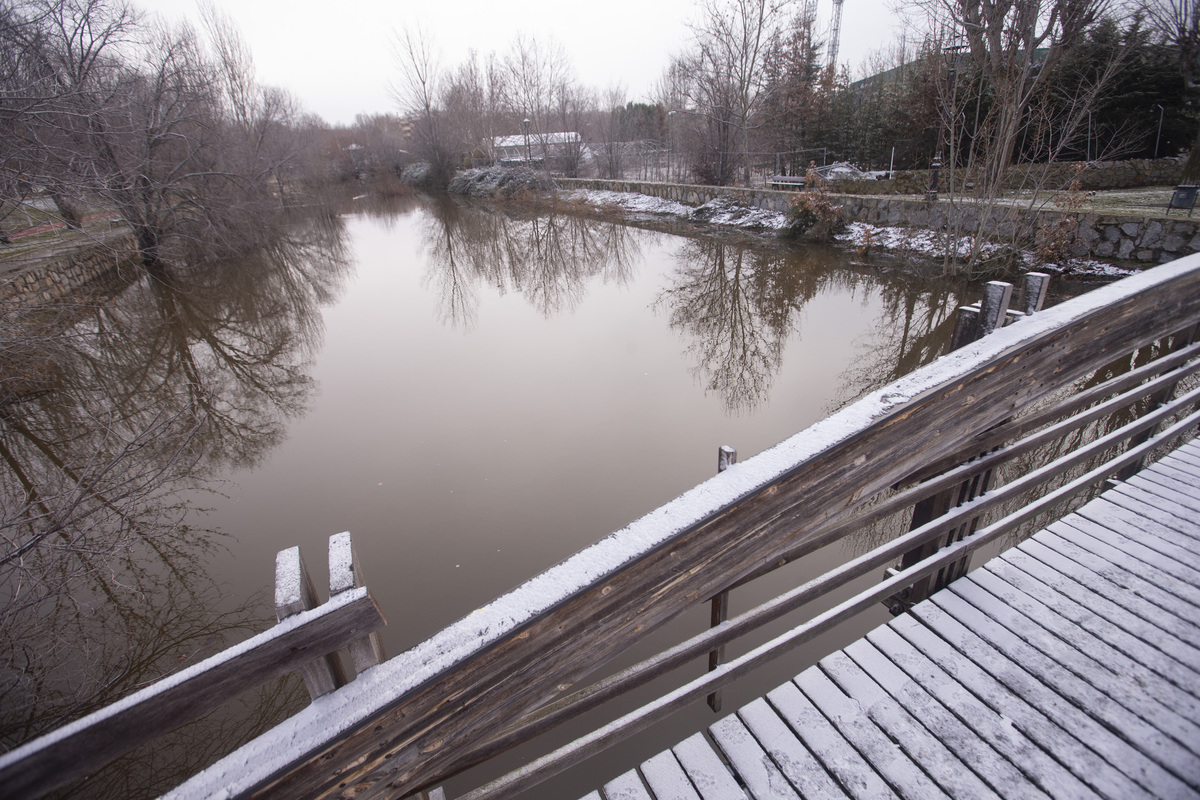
[708,715,801,800]
[1140,456,1200,493]
[995,548,1200,689]
[736,698,849,800]
[603,770,654,800]
[1020,528,1200,645]
[672,733,747,800]
[1158,445,1200,468]
[1075,499,1200,575]
[1106,485,1200,548]
[1161,448,1200,473]
[842,638,1057,800]
[639,751,702,800]
[1086,493,1200,553]
[818,651,1010,800]
[1056,514,1200,590]
[766,682,899,800]
[1046,518,1200,611]
[794,669,952,800]
[914,595,1197,798]
[1120,476,1200,531]
[936,581,1200,770]
[957,567,1200,748]
[897,605,1159,799]
[1142,456,1200,491]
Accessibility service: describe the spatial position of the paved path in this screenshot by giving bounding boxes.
[583,438,1200,799]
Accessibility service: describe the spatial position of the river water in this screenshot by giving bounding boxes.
[3,194,1014,796]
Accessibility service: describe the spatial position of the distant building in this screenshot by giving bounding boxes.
[494,132,582,166]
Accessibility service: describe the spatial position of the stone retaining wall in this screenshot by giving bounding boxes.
[829,157,1185,195]
[558,177,1199,264]
[0,231,139,306]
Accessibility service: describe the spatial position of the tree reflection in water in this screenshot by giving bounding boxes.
[421,197,640,328]
[0,216,351,798]
[657,239,962,415]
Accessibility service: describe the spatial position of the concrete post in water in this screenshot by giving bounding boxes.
[276,547,349,700]
[978,281,1013,338]
[329,532,386,675]
[1023,272,1051,316]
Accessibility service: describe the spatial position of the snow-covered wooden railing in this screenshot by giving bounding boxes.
[0,533,385,800]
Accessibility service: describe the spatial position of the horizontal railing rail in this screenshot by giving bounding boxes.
[445,374,1200,782]
[459,402,1200,799]
[0,533,386,800]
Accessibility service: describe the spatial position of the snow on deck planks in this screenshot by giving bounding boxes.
[580,441,1200,799]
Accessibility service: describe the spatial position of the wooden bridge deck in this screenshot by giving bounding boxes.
[583,438,1200,800]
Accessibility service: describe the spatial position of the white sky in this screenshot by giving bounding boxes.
[136,0,905,126]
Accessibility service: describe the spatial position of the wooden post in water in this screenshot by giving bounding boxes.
[276,546,349,699]
[329,532,386,675]
[708,446,737,712]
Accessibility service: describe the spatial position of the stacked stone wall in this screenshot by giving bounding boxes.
[0,232,139,306]
[829,157,1185,196]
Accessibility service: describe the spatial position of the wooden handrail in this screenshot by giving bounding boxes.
[445,377,1200,773]
[462,404,1200,799]
[165,257,1200,800]
[0,588,385,800]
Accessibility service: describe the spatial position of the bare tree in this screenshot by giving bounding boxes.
[442,49,508,164]
[1141,0,1200,178]
[670,0,793,185]
[0,0,302,266]
[391,23,458,187]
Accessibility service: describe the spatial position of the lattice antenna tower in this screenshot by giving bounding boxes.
[827,0,845,73]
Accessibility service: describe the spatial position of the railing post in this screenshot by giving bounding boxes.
[708,446,737,712]
[276,546,349,700]
[889,278,1027,614]
[329,532,386,675]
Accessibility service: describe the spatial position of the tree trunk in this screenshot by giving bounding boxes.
[49,192,82,230]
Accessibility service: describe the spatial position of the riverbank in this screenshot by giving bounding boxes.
[0,228,139,306]
[552,180,1141,279]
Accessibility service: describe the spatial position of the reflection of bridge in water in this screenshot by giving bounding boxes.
[6,256,1200,799]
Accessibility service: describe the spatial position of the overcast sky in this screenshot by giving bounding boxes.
[136,0,905,126]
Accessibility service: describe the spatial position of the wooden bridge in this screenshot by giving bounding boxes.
[3,255,1200,800]
[580,442,1200,799]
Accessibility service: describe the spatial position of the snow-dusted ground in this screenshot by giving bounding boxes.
[562,189,789,231]
[837,221,1138,279]
[562,188,1138,278]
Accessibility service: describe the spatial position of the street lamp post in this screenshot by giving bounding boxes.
[926,153,942,202]
[523,118,531,166]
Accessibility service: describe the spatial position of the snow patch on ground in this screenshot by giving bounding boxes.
[564,190,788,231]
[837,221,1138,278]
[565,189,692,218]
